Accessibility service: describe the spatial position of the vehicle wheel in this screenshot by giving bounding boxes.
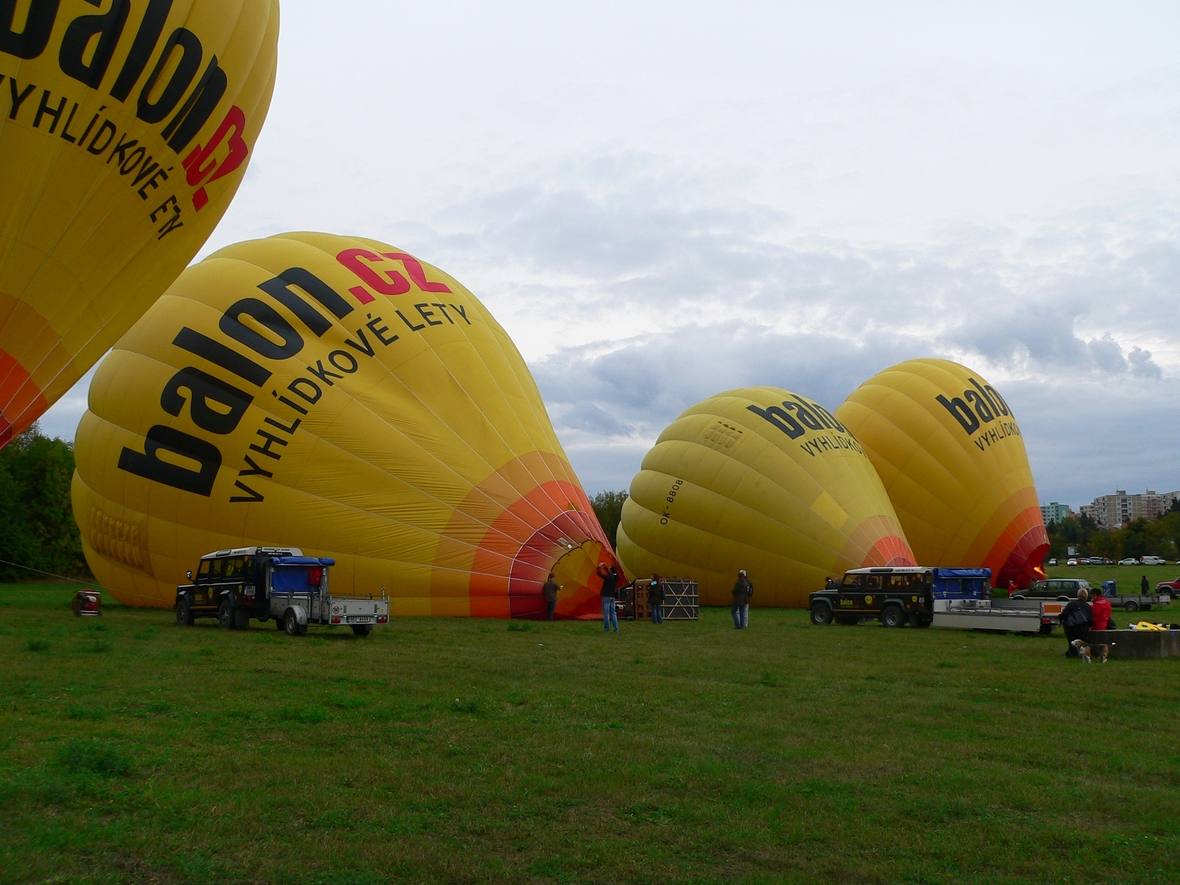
[284,609,303,637]
[175,597,194,626]
[911,612,933,628]
[234,607,251,629]
[1011,594,1026,600]
[1039,623,1054,635]
[351,624,373,637]
[809,602,834,625]
[218,598,235,629]
[274,615,286,630]
[881,605,906,628]
[1124,600,1139,612]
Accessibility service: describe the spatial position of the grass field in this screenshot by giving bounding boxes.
[1,580,1179,884]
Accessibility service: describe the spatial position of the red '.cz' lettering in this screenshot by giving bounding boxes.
[182,106,249,210]
[336,248,453,304]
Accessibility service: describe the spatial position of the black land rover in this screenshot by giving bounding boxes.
[808,566,935,628]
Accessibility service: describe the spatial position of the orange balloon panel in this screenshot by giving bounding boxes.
[0,1,279,446]
[835,358,1048,587]
[617,387,915,607]
[71,232,620,617]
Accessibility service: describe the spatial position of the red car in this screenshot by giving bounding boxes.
[1155,577,1180,596]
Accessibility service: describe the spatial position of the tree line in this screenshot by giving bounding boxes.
[0,426,90,582]
[1046,504,1180,563]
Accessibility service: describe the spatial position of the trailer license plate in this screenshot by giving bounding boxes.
[348,615,374,624]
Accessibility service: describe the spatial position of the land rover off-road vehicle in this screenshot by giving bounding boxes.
[174,546,388,636]
[808,566,936,627]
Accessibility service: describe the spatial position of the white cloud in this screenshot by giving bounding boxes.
[31,1,1180,515]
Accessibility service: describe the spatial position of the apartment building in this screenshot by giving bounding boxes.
[1080,489,1180,529]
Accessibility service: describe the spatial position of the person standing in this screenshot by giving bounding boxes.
[1091,586,1113,632]
[731,569,753,629]
[541,572,560,621]
[598,563,620,633]
[1059,587,1092,657]
[1140,574,1150,596]
[648,574,665,624]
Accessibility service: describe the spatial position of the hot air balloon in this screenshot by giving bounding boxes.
[834,358,1048,588]
[0,1,279,446]
[617,387,915,608]
[71,232,619,618]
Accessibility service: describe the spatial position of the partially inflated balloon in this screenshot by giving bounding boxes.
[617,387,915,607]
[835,358,1048,587]
[0,1,279,446]
[71,232,619,617]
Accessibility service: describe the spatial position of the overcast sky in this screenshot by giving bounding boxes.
[40,1,1180,510]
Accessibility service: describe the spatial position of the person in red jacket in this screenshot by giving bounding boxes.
[1091,588,1114,632]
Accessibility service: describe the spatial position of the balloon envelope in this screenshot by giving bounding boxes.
[71,232,619,617]
[1,1,279,446]
[617,386,915,607]
[835,358,1048,588]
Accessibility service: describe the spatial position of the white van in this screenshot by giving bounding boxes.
[1140,555,1166,566]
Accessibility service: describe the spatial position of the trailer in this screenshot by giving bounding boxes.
[928,567,1048,634]
[267,556,389,636]
[1097,580,1163,612]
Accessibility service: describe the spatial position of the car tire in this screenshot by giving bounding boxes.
[1011,594,1026,600]
[284,609,304,637]
[351,624,373,637]
[1124,600,1139,612]
[810,602,833,625]
[175,597,194,626]
[218,598,235,630]
[881,605,906,628]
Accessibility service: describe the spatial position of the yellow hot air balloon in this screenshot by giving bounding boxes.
[835,358,1049,588]
[617,387,915,608]
[0,1,279,446]
[71,232,619,618]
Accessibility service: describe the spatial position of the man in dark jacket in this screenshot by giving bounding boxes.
[1059,587,1092,657]
[598,563,620,633]
[541,572,560,620]
[731,569,753,629]
[648,574,665,625]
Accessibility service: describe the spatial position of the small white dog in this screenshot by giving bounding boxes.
[1071,638,1114,663]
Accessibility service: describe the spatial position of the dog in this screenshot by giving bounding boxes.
[1071,638,1115,663]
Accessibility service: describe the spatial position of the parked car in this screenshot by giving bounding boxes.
[1118,557,1139,566]
[1047,558,1058,566]
[1140,555,1166,566]
[1066,558,1078,566]
[1011,578,1092,601]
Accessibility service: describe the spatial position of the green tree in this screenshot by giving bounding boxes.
[590,490,627,548]
[0,425,90,582]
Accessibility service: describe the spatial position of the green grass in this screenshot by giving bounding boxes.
[1,582,1178,883]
